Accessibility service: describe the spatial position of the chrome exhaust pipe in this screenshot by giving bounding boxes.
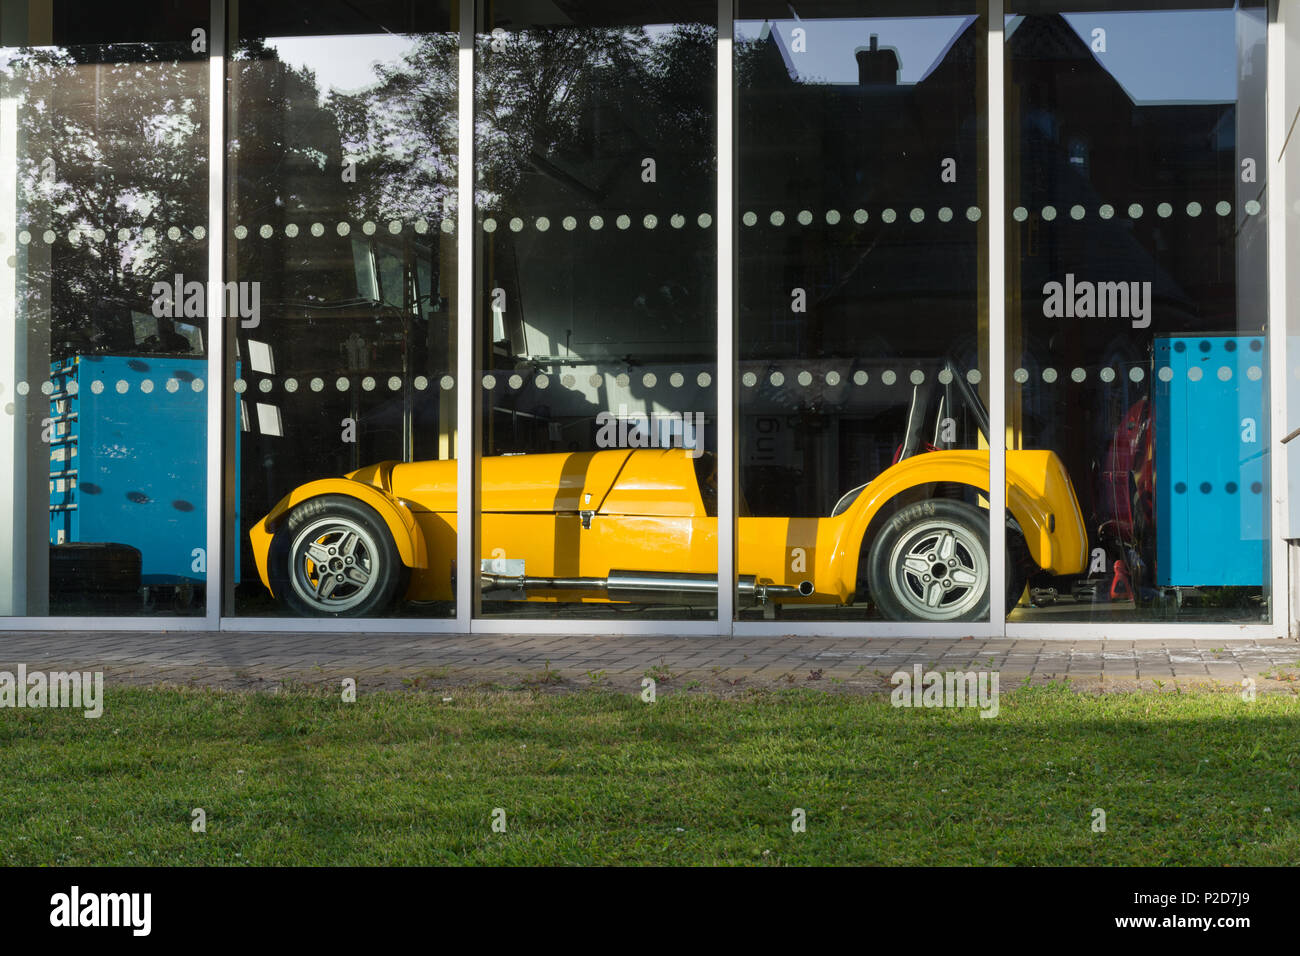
[479,570,814,606]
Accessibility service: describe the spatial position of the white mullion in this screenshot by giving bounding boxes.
[717,0,735,634]
[456,0,475,630]
[1267,0,1290,636]
[987,1,1008,635]
[205,0,225,628]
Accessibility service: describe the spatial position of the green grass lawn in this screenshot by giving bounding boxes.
[2,683,1297,865]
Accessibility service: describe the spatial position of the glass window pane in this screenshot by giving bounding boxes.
[1005,2,1271,623]
[735,1,993,623]
[228,1,460,618]
[1,0,210,617]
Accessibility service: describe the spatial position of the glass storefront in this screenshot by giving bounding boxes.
[0,0,1291,634]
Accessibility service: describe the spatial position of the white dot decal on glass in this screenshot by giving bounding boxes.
[854,370,869,385]
[115,380,129,394]
[482,374,496,390]
[483,218,498,233]
[362,221,376,235]
[1099,204,1114,220]
[825,370,841,386]
[966,206,981,222]
[797,210,812,226]
[1100,367,1116,383]
[909,370,924,385]
[414,376,431,391]
[670,372,684,388]
[881,208,896,224]
[165,379,178,393]
[1186,202,1202,218]
[797,370,812,386]
[66,381,78,395]
[310,377,324,392]
[15,382,28,396]
[882,370,896,385]
[143,227,156,240]
[388,376,402,391]
[697,214,712,228]
[909,208,924,223]
[967,369,982,385]
[1012,206,1028,222]
[388,221,402,235]
[1071,367,1086,382]
[535,374,549,389]
[616,215,630,230]
[770,371,785,387]
[67,230,80,245]
[1129,367,1144,383]
[697,372,711,388]
[191,378,204,392]
[1013,368,1029,384]
[1070,205,1085,220]
[1246,366,1262,381]
[826,209,841,225]
[234,225,248,239]
[589,216,604,231]
[93,228,106,242]
[742,372,757,387]
[1042,367,1058,383]
[337,222,351,236]
[1217,366,1232,382]
[337,376,350,392]
[509,218,524,232]
[615,373,630,388]
[742,211,757,227]
[361,376,376,391]
[258,225,272,239]
[643,214,657,229]
[415,218,430,234]
[536,217,551,232]
[938,368,953,385]
[3,404,11,415]
[1187,366,1203,382]
[18,230,31,244]
[311,223,325,236]
[93,381,106,395]
[508,374,523,389]
[853,209,868,224]
[770,211,785,226]
[642,372,656,388]
[1157,366,1173,382]
[441,375,456,391]
[562,216,577,231]
[1216,201,1231,216]
[285,224,299,237]
[1245,199,1261,216]
[233,379,247,393]
[259,379,272,393]
[284,378,298,393]
[1042,205,1057,221]
[439,219,452,234]
[561,374,575,388]
[40,380,53,395]
[589,374,603,388]
[1128,203,1143,219]
[1156,202,1172,218]
[938,207,953,222]
[670,214,684,229]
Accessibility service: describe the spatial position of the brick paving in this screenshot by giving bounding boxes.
[0,629,1297,695]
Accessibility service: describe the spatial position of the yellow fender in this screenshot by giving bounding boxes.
[833,451,1087,594]
[249,477,428,595]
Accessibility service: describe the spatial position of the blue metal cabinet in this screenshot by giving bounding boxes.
[1152,335,1267,587]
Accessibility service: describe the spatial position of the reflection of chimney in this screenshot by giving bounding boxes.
[856,34,900,86]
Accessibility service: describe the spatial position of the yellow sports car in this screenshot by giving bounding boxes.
[250,368,1088,621]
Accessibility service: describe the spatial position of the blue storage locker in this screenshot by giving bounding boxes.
[1152,335,1267,587]
[47,354,235,587]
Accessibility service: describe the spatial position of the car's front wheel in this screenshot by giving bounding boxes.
[867,499,994,622]
[269,495,407,617]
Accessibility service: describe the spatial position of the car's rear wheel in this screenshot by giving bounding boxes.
[868,499,1010,622]
[269,495,406,617]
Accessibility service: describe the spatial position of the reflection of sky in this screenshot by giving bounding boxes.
[264,35,417,103]
[735,18,976,85]
[1008,9,1260,105]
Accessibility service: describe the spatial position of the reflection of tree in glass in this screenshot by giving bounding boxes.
[5,45,207,355]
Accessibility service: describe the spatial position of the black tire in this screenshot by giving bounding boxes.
[867,499,1025,622]
[268,495,407,617]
